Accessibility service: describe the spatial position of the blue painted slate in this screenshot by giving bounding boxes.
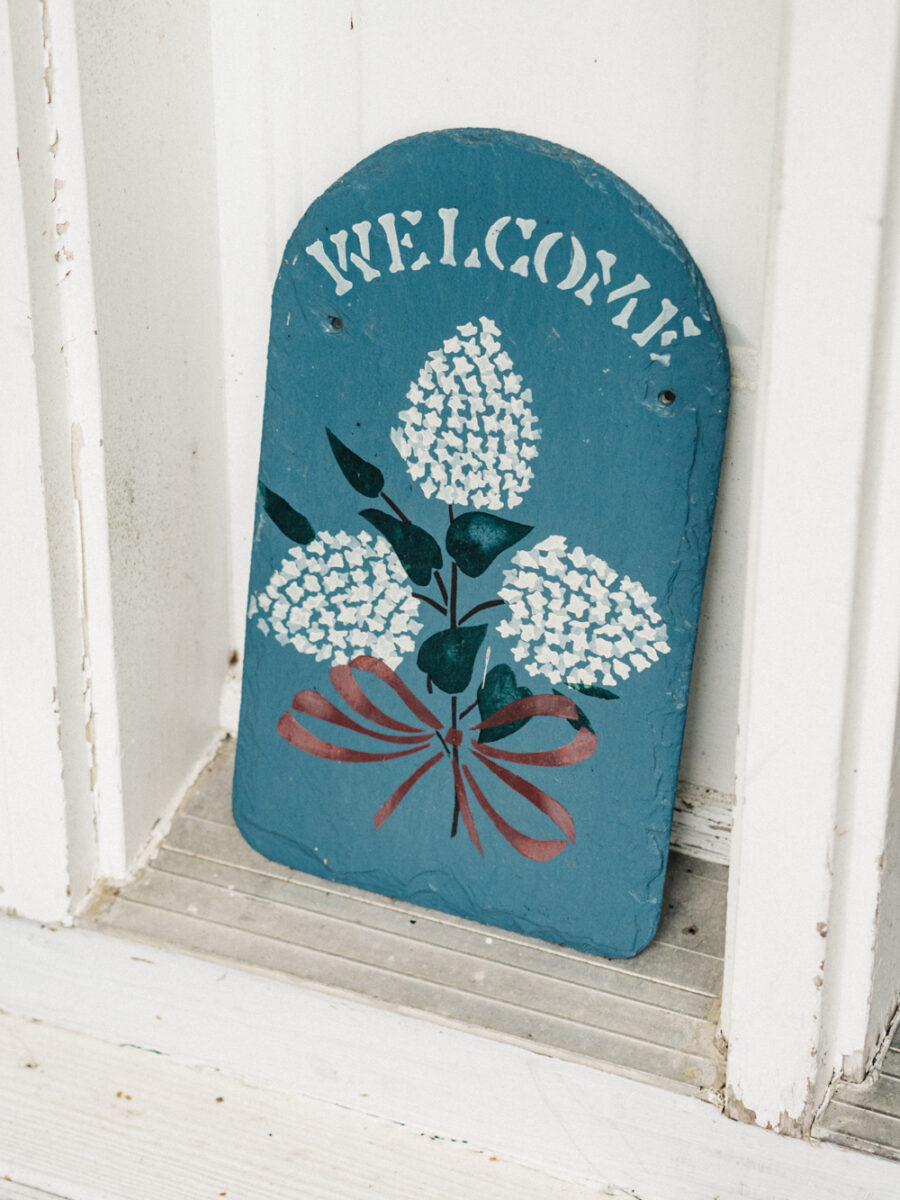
[234,128,730,959]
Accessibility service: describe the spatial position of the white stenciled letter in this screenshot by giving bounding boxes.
[348,221,381,282]
[632,299,679,347]
[534,232,563,283]
[608,274,651,327]
[510,218,537,276]
[329,230,349,271]
[305,239,353,296]
[438,207,458,266]
[557,236,587,291]
[399,210,430,271]
[377,213,405,274]
[574,249,617,306]
[485,216,512,270]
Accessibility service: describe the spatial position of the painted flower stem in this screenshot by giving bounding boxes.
[450,694,460,837]
[412,592,447,615]
[448,505,461,837]
[449,562,459,628]
[459,598,505,624]
[380,491,411,523]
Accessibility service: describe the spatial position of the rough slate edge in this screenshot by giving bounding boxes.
[85,738,728,1102]
[815,1027,900,1160]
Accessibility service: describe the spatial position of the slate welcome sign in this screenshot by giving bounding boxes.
[234,129,730,959]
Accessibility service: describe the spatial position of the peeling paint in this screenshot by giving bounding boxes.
[723,1086,757,1125]
[41,0,54,104]
[70,423,99,799]
[726,1078,821,1139]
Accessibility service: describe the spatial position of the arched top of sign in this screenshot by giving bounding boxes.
[235,128,730,960]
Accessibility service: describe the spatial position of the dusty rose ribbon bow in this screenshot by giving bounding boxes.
[277,654,597,861]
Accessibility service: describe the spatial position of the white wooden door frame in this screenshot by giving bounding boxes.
[1,0,130,916]
[723,0,900,1130]
[0,0,71,921]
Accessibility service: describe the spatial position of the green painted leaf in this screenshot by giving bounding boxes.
[360,509,443,587]
[259,483,315,545]
[477,664,533,744]
[326,428,384,497]
[417,625,487,694]
[553,688,594,734]
[446,512,533,577]
[568,682,619,701]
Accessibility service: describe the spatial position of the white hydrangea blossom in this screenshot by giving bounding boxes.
[496,535,670,689]
[390,316,541,511]
[249,530,423,669]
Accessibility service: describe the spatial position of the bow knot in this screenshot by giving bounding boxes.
[276,655,596,862]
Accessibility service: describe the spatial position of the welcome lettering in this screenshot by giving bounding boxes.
[303,207,704,364]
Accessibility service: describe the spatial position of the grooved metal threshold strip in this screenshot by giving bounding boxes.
[86,738,727,1099]
[815,1027,900,1160]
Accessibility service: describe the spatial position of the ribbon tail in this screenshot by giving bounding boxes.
[373,751,444,829]
[277,711,432,763]
[471,750,576,842]
[451,756,483,855]
[472,726,597,767]
[462,764,568,862]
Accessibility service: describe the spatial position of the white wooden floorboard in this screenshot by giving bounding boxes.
[2,916,900,1200]
[0,1013,621,1200]
[0,1182,75,1200]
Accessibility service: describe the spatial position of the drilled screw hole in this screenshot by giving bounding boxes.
[328,315,343,331]
[658,389,676,406]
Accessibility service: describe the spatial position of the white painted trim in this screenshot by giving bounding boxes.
[1,916,898,1200]
[0,0,69,921]
[724,0,900,1130]
[822,43,900,1077]
[6,0,126,906]
[35,0,126,881]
